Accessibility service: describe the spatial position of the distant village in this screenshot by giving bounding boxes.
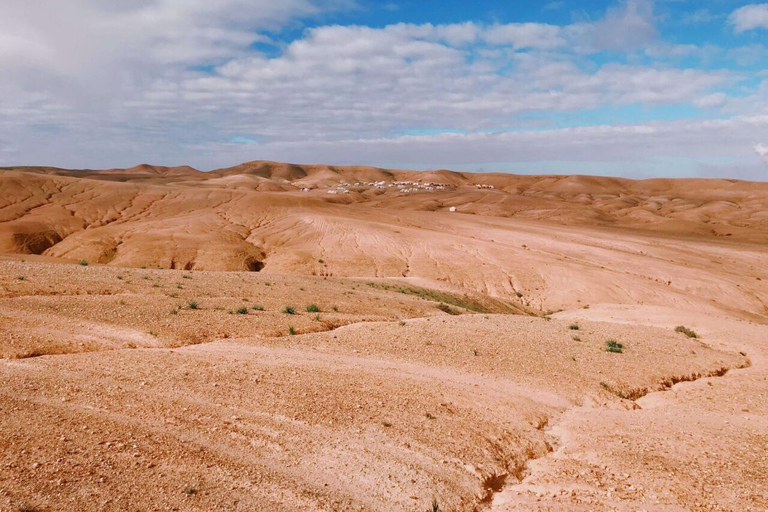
[298,180,494,195]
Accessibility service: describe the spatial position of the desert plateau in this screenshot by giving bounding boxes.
[0,161,765,511]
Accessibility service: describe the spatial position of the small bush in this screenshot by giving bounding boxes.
[283,306,296,315]
[306,304,320,313]
[313,314,321,321]
[572,335,581,342]
[437,303,459,315]
[183,485,197,496]
[187,301,199,310]
[16,276,25,281]
[332,305,339,312]
[427,499,441,512]
[674,325,698,339]
[605,340,624,353]
[251,305,264,311]
[288,326,296,335]
[236,307,248,315]
[78,260,89,266]
[569,324,579,330]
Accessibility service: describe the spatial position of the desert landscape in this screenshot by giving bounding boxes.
[0,161,766,511]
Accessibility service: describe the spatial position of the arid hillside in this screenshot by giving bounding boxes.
[0,162,766,512]
[1,163,766,319]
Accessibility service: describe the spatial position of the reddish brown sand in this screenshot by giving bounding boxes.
[0,162,766,511]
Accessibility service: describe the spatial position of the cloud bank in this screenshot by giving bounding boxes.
[0,0,766,180]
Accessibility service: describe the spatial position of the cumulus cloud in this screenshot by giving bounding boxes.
[756,143,768,164]
[0,0,761,180]
[484,23,564,49]
[729,4,768,32]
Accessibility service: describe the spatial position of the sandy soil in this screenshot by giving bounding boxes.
[0,163,766,511]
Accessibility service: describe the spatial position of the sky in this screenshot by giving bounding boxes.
[1,0,767,179]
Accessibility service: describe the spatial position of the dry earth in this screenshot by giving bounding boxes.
[0,162,766,511]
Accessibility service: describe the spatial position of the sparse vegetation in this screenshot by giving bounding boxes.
[313,314,321,321]
[170,307,179,315]
[283,306,296,315]
[366,282,501,314]
[16,276,25,281]
[427,498,442,512]
[251,305,264,311]
[236,307,248,315]
[187,300,199,310]
[332,305,339,312]
[437,303,460,315]
[306,304,320,313]
[288,326,296,335]
[399,320,406,326]
[572,335,582,342]
[78,260,89,266]
[569,324,580,330]
[674,325,698,339]
[381,420,392,427]
[605,339,624,353]
[183,485,198,496]
[169,292,178,298]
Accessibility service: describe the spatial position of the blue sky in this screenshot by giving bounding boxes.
[0,0,767,179]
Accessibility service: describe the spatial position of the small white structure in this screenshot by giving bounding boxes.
[449,206,457,212]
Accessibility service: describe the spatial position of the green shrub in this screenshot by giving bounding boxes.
[236,307,248,315]
[288,326,296,335]
[306,304,320,313]
[187,301,199,310]
[605,340,624,353]
[283,306,296,315]
[674,325,698,339]
[78,260,89,266]
[569,324,579,330]
[251,305,264,311]
[437,303,459,315]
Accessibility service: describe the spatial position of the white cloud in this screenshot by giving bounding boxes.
[729,4,768,33]
[566,0,657,52]
[0,0,761,180]
[694,93,728,108]
[756,143,768,164]
[484,23,564,49]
